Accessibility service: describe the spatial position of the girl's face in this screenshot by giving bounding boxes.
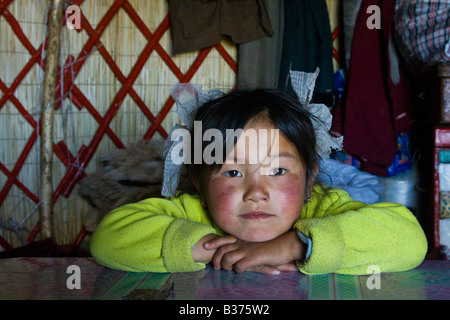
[203,119,312,242]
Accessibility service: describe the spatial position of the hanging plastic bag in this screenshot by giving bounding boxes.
[394,0,450,73]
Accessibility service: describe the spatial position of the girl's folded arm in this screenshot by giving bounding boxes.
[90,195,217,272]
[294,202,428,275]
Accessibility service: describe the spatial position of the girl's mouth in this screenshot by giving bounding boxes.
[240,211,273,220]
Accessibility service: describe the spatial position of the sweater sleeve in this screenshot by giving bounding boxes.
[90,194,218,273]
[294,188,428,275]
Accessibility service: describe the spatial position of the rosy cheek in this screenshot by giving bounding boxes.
[207,183,237,217]
[278,178,304,215]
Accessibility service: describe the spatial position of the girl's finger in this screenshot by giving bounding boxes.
[244,265,281,276]
[212,243,241,271]
[233,257,281,275]
[203,235,237,250]
[276,262,300,272]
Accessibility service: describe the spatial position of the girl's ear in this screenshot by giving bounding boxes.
[192,177,208,208]
[305,164,319,201]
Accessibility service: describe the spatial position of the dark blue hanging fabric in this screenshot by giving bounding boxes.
[277,0,335,107]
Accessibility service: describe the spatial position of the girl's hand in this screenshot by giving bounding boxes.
[203,231,305,275]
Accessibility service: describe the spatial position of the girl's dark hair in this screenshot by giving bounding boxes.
[177,88,320,197]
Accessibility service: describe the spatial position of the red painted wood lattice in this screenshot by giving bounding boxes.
[0,0,237,251]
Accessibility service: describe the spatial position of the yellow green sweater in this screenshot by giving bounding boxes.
[90,186,427,275]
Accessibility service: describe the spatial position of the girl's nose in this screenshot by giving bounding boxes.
[243,177,269,203]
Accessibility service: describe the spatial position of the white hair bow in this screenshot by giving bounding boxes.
[161,83,224,197]
[289,68,343,159]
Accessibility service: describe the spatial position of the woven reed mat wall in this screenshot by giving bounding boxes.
[0,0,237,251]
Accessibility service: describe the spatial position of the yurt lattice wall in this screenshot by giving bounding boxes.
[0,0,238,251]
[0,0,342,252]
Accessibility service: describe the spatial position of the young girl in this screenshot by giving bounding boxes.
[90,86,427,275]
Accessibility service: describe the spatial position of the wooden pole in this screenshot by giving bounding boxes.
[40,0,64,239]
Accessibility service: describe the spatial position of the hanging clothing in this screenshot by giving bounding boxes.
[168,0,274,54]
[277,0,335,107]
[237,0,284,89]
[331,0,413,176]
[342,0,363,71]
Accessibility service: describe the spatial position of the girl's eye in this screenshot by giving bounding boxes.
[270,168,287,176]
[224,170,242,177]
